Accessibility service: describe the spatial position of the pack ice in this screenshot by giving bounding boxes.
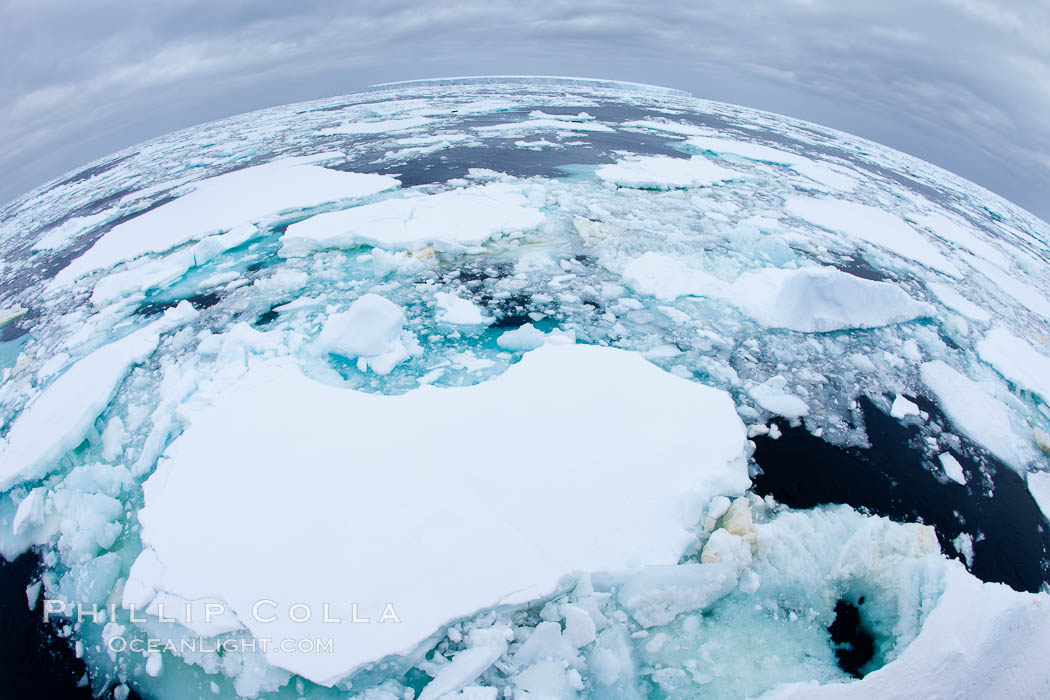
[0,77,1047,700]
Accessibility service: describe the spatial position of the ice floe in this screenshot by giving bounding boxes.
[280,182,544,255]
[131,344,750,685]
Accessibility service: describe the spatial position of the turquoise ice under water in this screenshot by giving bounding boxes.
[0,77,1048,699]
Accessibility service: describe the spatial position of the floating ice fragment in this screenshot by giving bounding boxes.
[938,453,967,485]
[748,375,809,419]
[317,294,410,375]
[890,395,921,420]
[495,323,574,351]
[434,292,492,326]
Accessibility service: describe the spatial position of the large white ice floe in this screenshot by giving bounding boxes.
[54,157,399,284]
[130,343,751,685]
[279,182,544,255]
[596,154,738,189]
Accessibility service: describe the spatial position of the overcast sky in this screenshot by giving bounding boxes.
[2,0,1049,221]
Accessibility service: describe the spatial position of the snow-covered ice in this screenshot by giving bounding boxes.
[54,158,399,283]
[596,154,738,189]
[280,182,544,255]
[977,327,1050,402]
[131,344,750,685]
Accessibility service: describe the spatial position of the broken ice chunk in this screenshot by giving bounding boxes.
[434,292,492,326]
[317,293,411,374]
[890,395,921,420]
[748,375,809,419]
[938,453,967,485]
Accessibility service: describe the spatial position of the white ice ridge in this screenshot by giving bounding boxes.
[279,182,545,256]
[596,155,738,189]
[131,343,750,685]
[54,157,399,283]
[0,302,198,490]
[786,196,962,277]
[977,327,1050,402]
[764,564,1050,699]
[622,254,931,332]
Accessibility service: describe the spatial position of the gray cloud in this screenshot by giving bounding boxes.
[2,0,1048,220]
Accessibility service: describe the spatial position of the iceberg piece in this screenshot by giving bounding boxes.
[728,267,932,332]
[0,303,197,490]
[596,155,738,189]
[919,360,1038,470]
[280,183,544,255]
[939,453,967,485]
[786,197,961,277]
[55,160,399,283]
[132,344,750,685]
[977,327,1050,402]
[748,375,809,419]
[317,294,410,375]
[890,395,921,420]
[434,292,492,326]
[1028,471,1050,521]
